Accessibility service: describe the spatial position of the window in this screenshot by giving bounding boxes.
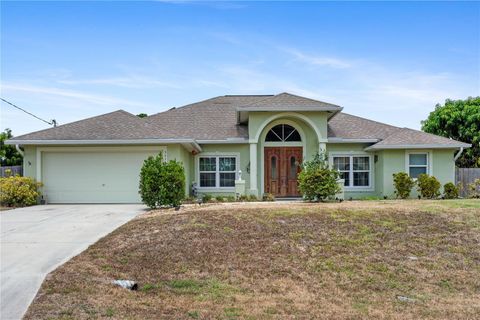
[408,153,428,178]
[265,124,301,142]
[199,156,237,188]
[332,155,372,188]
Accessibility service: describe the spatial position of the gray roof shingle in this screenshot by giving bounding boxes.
[237,92,342,111]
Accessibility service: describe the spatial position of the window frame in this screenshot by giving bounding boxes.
[197,153,239,190]
[405,151,430,179]
[329,153,374,191]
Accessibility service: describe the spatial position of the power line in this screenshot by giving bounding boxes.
[1,98,57,127]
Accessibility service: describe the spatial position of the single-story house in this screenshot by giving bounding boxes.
[6,93,471,203]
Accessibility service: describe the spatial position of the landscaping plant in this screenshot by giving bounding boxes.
[443,182,459,199]
[139,152,185,208]
[468,178,480,198]
[298,152,340,201]
[0,175,42,207]
[416,174,441,199]
[392,172,415,199]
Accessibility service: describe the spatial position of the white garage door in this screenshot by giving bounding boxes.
[42,149,161,203]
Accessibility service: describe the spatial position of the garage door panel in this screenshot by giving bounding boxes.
[42,151,158,203]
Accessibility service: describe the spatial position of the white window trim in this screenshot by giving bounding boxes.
[329,152,374,191]
[195,152,240,191]
[405,150,432,179]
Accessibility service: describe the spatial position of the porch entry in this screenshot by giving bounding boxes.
[264,147,302,197]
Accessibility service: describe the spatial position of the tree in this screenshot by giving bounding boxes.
[136,113,148,118]
[298,152,341,201]
[421,97,480,167]
[0,129,23,166]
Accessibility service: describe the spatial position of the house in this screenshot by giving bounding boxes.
[6,93,471,203]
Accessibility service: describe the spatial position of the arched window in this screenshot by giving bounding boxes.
[265,124,301,142]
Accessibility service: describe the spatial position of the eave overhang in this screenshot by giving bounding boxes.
[6,138,203,153]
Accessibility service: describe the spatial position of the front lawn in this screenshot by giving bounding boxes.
[25,200,480,319]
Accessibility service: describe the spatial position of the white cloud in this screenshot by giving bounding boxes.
[1,83,152,108]
[283,47,352,69]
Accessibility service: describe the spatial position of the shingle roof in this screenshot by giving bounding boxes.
[145,95,270,140]
[7,93,471,149]
[328,113,400,140]
[365,127,471,149]
[237,92,341,111]
[9,110,179,141]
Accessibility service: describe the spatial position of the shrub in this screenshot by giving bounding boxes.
[416,174,441,199]
[392,172,415,199]
[298,153,340,201]
[202,194,212,202]
[225,195,236,202]
[262,193,275,201]
[238,194,248,202]
[0,175,42,207]
[215,195,225,202]
[247,194,258,202]
[443,182,459,199]
[468,178,480,198]
[139,152,185,209]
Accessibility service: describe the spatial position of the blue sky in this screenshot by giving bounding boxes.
[1,1,479,135]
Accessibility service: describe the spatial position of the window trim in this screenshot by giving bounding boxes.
[329,152,374,191]
[405,151,431,179]
[196,153,240,191]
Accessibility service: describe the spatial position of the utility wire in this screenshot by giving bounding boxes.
[1,98,57,126]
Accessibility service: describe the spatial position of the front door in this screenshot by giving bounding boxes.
[264,147,302,197]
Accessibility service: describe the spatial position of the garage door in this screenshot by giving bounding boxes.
[42,150,160,203]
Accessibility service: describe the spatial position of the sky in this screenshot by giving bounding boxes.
[1,1,479,136]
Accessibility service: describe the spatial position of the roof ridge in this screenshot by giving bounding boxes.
[147,96,224,117]
[277,92,341,108]
[236,94,277,107]
[12,109,136,140]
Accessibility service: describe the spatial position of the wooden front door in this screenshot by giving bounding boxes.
[264,147,302,197]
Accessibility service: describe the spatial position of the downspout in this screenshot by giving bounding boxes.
[15,144,24,157]
[454,147,464,162]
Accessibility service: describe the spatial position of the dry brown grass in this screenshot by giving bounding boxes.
[25,200,480,319]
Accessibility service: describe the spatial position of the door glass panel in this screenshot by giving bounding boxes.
[289,156,297,179]
[271,156,277,179]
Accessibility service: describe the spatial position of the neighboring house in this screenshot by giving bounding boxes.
[6,93,471,203]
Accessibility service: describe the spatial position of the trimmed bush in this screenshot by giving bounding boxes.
[416,174,441,199]
[392,172,415,199]
[0,175,42,207]
[298,153,340,201]
[139,152,185,208]
[443,182,459,199]
[215,195,225,202]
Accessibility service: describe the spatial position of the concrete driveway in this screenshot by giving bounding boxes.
[0,204,145,320]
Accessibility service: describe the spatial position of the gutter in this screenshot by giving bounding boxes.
[328,138,379,144]
[364,143,472,151]
[454,147,464,161]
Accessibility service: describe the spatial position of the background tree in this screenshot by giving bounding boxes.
[136,113,148,118]
[421,97,480,168]
[0,129,23,166]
